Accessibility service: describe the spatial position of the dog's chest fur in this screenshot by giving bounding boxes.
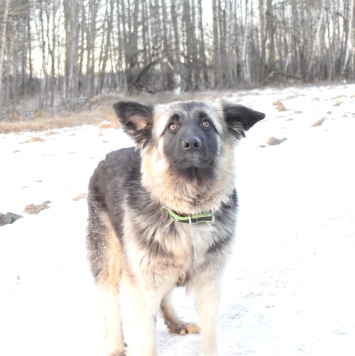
[123,184,236,286]
[92,147,236,287]
[123,210,229,286]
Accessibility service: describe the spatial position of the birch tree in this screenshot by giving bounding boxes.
[212,0,221,87]
[0,0,11,118]
[1,0,355,118]
[341,0,354,78]
[197,0,208,86]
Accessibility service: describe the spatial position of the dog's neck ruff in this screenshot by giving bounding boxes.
[167,208,214,224]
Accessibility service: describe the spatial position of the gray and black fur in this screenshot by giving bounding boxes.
[86,100,265,356]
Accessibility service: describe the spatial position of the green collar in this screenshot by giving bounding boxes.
[167,208,214,224]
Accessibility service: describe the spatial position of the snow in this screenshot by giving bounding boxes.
[1,84,355,356]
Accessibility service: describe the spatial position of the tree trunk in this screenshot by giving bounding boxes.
[291,0,301,79]
[212,0,221,87]
[171,0,181,90]
[161,0,175,90]
[306,1,326,80]
[258,0,266,83]
[38,0,49,109]
[341,0,354,78]
[184,0,193,90]
[0,0,11,118]
[241,0,251,83]
[86,0,98,100]
[198,0,208,86]
[99,0,114,94]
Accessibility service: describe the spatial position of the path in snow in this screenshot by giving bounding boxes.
[1,84,355,356]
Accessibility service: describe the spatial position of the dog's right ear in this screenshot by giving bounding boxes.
[113,101,154,147]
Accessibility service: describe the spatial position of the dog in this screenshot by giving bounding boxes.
[86,99,265,356]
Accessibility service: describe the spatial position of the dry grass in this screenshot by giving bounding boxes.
[21,136,46,144]
[0,92,213,134]
[0,109,109,134]
[0,90,256,134]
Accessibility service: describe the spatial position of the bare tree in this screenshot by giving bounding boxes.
[0,0,11,118]
[1,0,355,118]
[258,0,266,83]
[341,0,354,78]
[197,0,208,87]
[171,0,182,86]
[212,0,221,88]
[98,0,114,94]
[241,0,251,83]
[62,0,82,109]
[265,0,275,79]
[183,0,193,90]
[306,0,326,80]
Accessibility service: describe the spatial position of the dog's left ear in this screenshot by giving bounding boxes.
[222,101,265,138]
[113,101,154,147]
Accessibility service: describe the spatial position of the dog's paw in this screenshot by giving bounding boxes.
[167,322,200,335]
[110,346,126,356]
[110,351,126,356]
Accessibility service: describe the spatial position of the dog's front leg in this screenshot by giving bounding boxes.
[121,273,162,356]
[192,270,222,356]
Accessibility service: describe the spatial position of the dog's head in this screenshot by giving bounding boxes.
[113,100,265,211]
[113,100,264,158]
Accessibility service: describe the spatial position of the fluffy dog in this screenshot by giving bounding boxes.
[86,99,265,355]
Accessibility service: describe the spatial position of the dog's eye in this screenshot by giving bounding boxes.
[168,122,179,131]
[202,120,211,129]
[167,114,180,132]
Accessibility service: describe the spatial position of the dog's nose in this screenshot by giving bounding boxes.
[182,136,201,150]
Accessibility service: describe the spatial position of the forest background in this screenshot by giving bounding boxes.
[0,0,354,120]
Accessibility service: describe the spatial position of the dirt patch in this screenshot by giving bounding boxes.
[333,101,342,107]
[24,200,51,215]
[261,137,288,147]
[273,100,287,111]
[72,193,88,201]
[21,136,46,144]
[310,117,326,127]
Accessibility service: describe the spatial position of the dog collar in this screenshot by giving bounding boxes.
[167,208,214,224]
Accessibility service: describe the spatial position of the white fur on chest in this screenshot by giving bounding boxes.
[123,209,218,287]
[176,223,217,269]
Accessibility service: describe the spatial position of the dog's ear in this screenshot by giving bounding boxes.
[222,101,265,138]
[113,101,154,147]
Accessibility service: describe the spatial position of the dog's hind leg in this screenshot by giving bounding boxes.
[87,210,125,356]
[161,291,200,335]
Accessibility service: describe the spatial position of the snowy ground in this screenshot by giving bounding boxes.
[1,84,355,356]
